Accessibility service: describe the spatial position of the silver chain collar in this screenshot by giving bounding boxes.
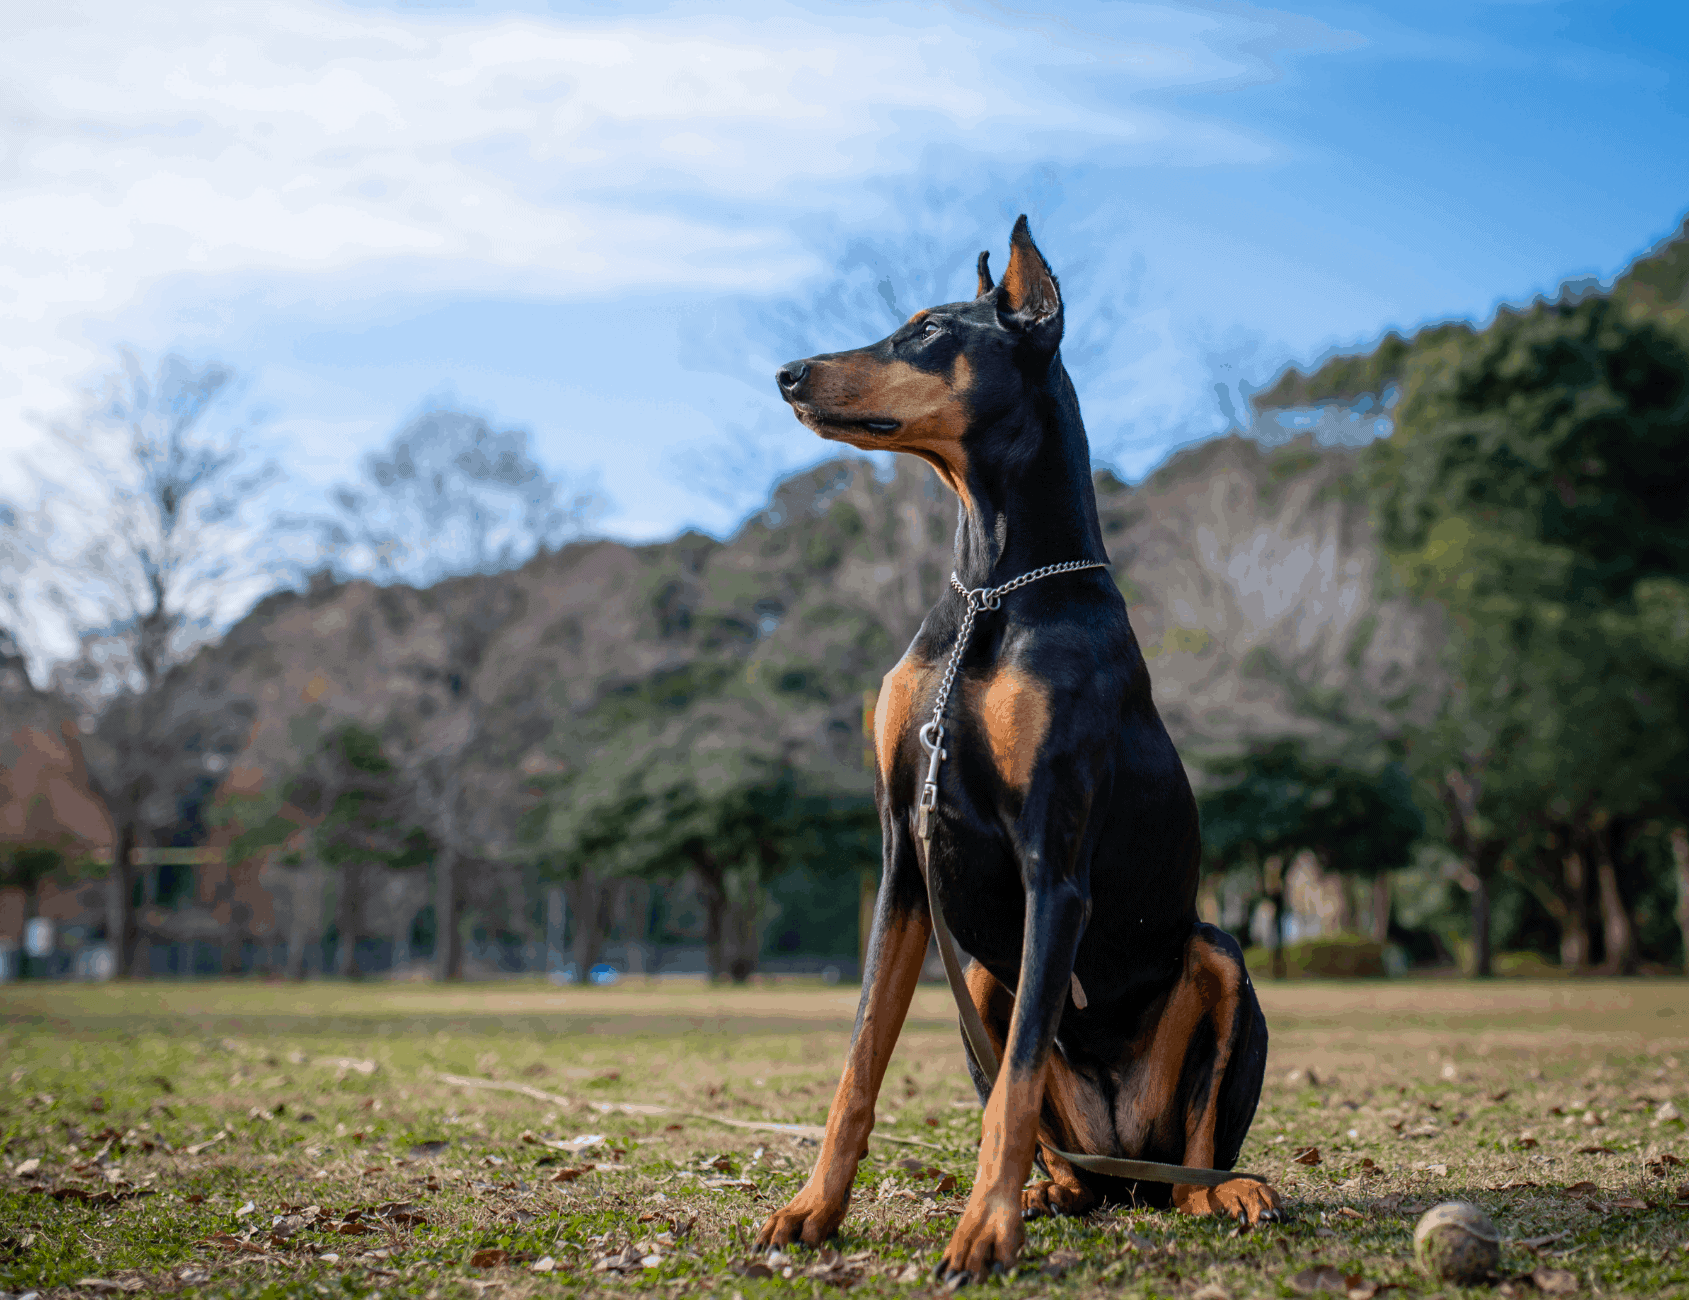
[913,559,1109,843]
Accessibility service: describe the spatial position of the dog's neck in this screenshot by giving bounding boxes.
[951,355,1110,591]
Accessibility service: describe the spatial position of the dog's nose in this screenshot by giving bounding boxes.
[776,360,809,395]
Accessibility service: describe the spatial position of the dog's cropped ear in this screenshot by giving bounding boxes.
[995,215,1062,353]
[976,250,994,297]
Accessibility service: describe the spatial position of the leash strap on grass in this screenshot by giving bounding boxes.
[431,1071,947,1150]
[920,860,1267,1191]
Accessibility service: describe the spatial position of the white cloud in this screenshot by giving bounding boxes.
[0,0,1333,453]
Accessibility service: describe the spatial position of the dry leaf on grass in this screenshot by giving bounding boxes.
[547,1164,595,1183]
[1576,1144,1616,1155]
[1039,1249,1082,1278]
[1531,1267,1580,1294]
[469,1248,508,1268]
[203,1234,268,1255]
[1289,1265,1349,1293]
[1293,1146,1322,1166]
[42,1185,154,1207]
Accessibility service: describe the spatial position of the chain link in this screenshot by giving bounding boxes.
[914,559,1109,842]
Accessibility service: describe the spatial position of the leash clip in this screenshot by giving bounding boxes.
[915,723,946,843]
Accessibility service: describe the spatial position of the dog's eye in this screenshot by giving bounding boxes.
[921,320,941,337]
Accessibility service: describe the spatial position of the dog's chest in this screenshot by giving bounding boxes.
[875,654,1052,796]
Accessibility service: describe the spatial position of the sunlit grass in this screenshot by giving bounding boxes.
[2,977,1686,1296]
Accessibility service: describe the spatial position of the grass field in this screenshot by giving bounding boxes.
[3,977,1687,1298]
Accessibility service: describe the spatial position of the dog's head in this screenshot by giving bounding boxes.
[775,215,1063,499]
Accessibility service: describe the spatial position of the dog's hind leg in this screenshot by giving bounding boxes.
[962,961,1120,1220]
[1024,1058,1113,1218]
[1114,922,1279,1224]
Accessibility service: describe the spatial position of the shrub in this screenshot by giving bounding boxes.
[1244,935,1387,979]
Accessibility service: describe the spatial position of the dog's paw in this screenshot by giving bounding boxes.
[938,1192,1024,1284]
[1174,1177,1283,1225]
[1020,1179,1097,1220]
[756,1188,849,1249]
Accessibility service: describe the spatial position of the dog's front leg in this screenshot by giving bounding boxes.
[757,829,930,1248]
[939,856,1087,1282]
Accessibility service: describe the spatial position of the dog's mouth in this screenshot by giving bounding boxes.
[790,404,901,438]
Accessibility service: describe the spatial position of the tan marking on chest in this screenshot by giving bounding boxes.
[873,656,926,778]
[962,667,1051,792]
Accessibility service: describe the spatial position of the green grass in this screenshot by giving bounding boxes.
[2,978,1687,1297]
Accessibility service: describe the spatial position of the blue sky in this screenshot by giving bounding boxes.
[3,0,1686,548]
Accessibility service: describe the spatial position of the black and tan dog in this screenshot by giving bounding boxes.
[756,217,1280,1281]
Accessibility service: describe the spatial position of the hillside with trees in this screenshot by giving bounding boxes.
[5,218,1689,982]
[1252,214,1689,976]
[114,429,1430,980]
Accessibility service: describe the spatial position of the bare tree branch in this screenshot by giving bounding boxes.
[309,405,604,586]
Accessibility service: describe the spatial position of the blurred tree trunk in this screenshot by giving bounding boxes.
[1468,873,1492,978]
[429,760,465,981]
[1369,874,1391,945]
[1591,820,1636,976]
[1559,846,1590,971]
[723,863,762,985]
[1672,826,1689,976]
[285,861,319,980]
[106,824,138,978]
[1508,834,1588,971]
[432,847,461,981]
[391,911,411,976]
[563,869,614,978]
[687,846,728,982]
[1262,855,1287,979]
[1440,770,1499,978]
[130,851,158,978]
[333,862,359,978]
[220,898,249,976]
[620,879,650,977]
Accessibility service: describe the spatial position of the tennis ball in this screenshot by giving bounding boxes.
[1413,1201,1500,1284]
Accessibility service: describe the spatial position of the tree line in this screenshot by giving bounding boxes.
[1241,223,1689,975]
[6,220,1689,980]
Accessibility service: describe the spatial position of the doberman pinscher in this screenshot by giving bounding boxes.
[757,217,1279,1280]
